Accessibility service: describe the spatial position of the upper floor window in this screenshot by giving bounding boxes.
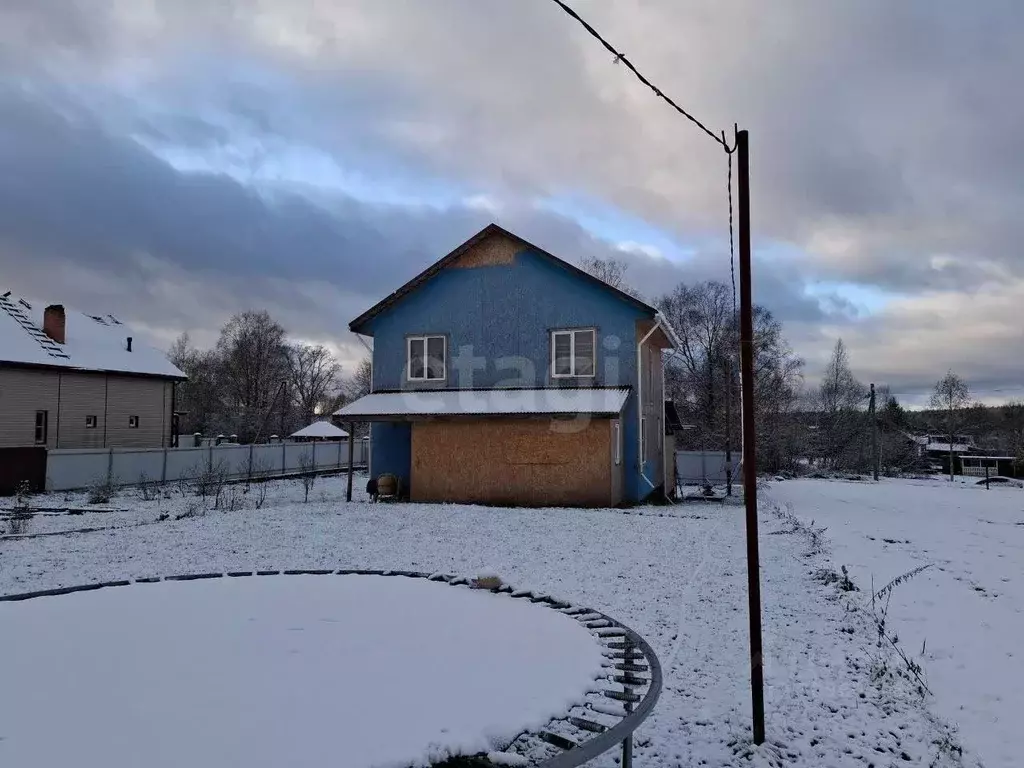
[34,410,48,444]
[408,335,446,381]
[128,415,139,428]
[551,329,595,378]
[85,415,97,429]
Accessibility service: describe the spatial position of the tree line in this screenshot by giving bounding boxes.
[168,311,370,442]
[580,255,1023,475]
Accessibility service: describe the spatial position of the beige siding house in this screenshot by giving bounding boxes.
[0,293,185,449]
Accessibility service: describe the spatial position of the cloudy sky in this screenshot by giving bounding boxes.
[2,0,1022,404]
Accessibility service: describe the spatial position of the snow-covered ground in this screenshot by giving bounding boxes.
[1,475,972,767]
[768,476,1024,768]
[1,574,604,768]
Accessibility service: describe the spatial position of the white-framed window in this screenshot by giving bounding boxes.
[551,328,596,378]
[407,335,446,381]
[640,415,647,462]
[612,419,621,465]
[128,415,139,429]
[85,415,97,429]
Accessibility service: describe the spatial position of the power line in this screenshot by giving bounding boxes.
[548,0,731,153]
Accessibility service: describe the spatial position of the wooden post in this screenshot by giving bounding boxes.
[346,424,355,502]
[736,127,766,745]
[985,463,990,490]
[870,383,879,481]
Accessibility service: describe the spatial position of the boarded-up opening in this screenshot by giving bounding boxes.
[0,447,47,495]
[411,418,613,507]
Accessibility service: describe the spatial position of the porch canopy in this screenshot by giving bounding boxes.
[333,387,630,420]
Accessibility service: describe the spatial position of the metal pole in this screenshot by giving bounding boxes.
[985,463,990,490]
[736,127,766,745]
[870,383,879,481]
[725,358,733,496]
[346,423,355,502]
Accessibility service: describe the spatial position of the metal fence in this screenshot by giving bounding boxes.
[44,441,368,492]
[674,450,739,486]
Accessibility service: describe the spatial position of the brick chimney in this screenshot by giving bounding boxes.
[43,305,66,344]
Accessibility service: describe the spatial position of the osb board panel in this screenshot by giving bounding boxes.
[448,232,520,269]
[635,319,673,349]
[411,419,612,507]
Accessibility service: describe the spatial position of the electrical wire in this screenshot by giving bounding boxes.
[548,0,731,153]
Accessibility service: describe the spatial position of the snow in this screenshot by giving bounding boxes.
[289,420,350,439]
[768,477,1024,768]
[925,442,972,453]
[0,574,604,768]
[0,290,184,378]
[334,387,630,418]
[0,475,974,767]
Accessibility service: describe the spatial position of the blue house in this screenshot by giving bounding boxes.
[335,224,677,507]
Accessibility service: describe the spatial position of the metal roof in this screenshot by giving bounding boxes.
[333,387,631,419]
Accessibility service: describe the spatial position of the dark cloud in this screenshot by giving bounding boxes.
[1,0,1023,394]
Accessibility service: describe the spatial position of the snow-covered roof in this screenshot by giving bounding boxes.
[926,442,972,453]
[0,291,184,379]
[334,387,631,419]
[290,421,350,439]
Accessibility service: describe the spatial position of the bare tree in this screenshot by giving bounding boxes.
[577,255,643,299]
[816,339,866,470]
[657,281,803,470]
[659,281,732,450]
[216,311,290,441]
[288,344,341,426]
[298,449,316,503]
[344,358,372,401]
[930,371,971,481]
[168,333,223,436]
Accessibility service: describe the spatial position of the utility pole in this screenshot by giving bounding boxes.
[736,127,765,745]
[724,357,733,496]
[870,383,879,481]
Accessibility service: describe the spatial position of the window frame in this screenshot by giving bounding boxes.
[34,410,48,445]
[550,328,597,379]
[85,415,98,429]
[128,415,140,429]
[406,334,447,382]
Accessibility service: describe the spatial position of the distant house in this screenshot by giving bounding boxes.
[0,293,186,449]
[335,224,679,506]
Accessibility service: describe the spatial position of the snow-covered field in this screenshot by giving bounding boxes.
[768,477,1024,768]
[1,475,972,767]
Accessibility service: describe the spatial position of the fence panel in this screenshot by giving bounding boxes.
[45,440,368,492]
[164,447,207,483]
[674,450,740,486]
[110,449,165,485]
[46,450,109,491]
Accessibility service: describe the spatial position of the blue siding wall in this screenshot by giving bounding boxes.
[370,422,411,489]
[363,246,655,502]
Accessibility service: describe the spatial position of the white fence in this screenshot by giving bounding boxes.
[675,450,740,486]
[45,440,369,492]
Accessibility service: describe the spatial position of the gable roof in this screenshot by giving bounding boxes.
[349,223,657,333]
[0,290,186,380]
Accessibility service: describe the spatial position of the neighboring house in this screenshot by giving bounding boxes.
[0,293,186,449]
[334,224,679,506]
